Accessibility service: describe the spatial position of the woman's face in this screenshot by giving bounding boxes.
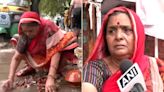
[21,24,40,39]
[106,13,135,59]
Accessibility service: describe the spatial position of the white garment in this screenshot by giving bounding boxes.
[70,0,82,8]
[136,0,164,40]
[149,57,163,92]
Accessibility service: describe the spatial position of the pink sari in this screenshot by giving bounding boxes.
[85,7,151,92]
[18,11,79,69]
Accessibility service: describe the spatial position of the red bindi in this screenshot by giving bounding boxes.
[117,22,120,25]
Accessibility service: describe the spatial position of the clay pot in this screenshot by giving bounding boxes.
[65,69,81,86]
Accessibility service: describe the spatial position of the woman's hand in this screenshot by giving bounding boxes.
[45,53,60,92]
[2,79,14,91]
[45,76,56,92]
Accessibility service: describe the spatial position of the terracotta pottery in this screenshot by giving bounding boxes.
[65,69,81,86]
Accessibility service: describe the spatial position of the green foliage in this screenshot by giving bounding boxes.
[40,0,71,16]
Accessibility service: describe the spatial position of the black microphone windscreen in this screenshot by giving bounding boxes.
[120,59,133,73]
[130,83,144,92]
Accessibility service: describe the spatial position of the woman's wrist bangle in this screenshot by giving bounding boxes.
[47,74,55,79]
[8,76,14,81]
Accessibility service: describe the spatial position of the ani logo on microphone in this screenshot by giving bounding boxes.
[117,63,146,92]
[120,66,138,88]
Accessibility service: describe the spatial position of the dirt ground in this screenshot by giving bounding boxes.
[0,40,81,92]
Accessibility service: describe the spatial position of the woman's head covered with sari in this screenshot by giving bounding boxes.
[86,6,150,92]
[18,11,42,35]
[18,11,59,36]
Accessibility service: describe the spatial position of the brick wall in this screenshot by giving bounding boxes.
[145,35,164,60]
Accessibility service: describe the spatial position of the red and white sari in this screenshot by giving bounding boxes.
[18,11,79,69]
[85,7,164,92]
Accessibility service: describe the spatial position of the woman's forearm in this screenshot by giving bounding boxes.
[48,52,60,79]
[82,82,98,92]
[8,50,22,81]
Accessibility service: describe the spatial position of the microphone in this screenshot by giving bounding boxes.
[117,59,147,92]
[130,83,144,92]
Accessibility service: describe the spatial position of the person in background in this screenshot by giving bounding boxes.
[31,0,40,14]
[83,6,164,92]
[69,0,82,36]
[2,11,79,92]
[64,7,71,32]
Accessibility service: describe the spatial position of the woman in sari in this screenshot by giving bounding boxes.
[83,6,164,92]
[2,11,79,92]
